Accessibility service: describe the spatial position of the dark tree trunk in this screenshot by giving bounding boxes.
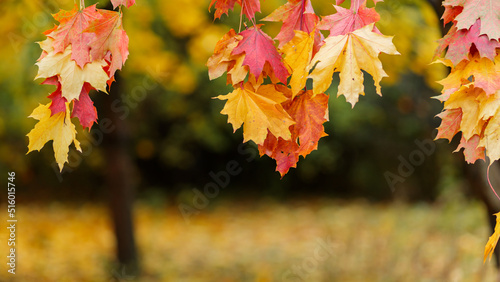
[102,73,140,277]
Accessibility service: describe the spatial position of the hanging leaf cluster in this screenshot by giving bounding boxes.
[27,0,135,171]
[431,0,500,261]
[434,0,500,164]
[207,0,399,176]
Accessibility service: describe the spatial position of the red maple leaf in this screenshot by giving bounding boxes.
[232,26,289,83]
[259,90,329,176]
[454,135,485,163]
[435,19,500,65]
[335,0,382,5]
[259,131,301,177]
[43,77,67,116]
[46,5,102,68]
[436,108,462,142]
[262,0,322,51]
[442,4,463,25]
[71,83,98,130]
[111,0,136,9]
[318,0,380,36]
[209,0,261,20]
[85,10,129,77]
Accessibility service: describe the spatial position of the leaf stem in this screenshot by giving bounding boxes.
[487,163,500,202]
[239,4,244,33]
[79,0,85,10]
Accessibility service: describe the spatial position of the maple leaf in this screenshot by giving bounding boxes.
[285,90,329,157]
[443,86,483,140]
[259,131,300,177]
[308,23,399,107]
[111,0,136,9]
[37,37,55,62]
[232,26,290,84]
[280,30,314,97]
[209,0,261,20]
[27,103,81,171]
[71,83,98,130]
[485,212,500,262]
[335,0,382,5]
[318,0,380,36]
[454,134,485,163]
[41,76,67,116]
[35,45,109,101]
[436,108,462,142]
[216,82,295,145]
[437,53,500,96]
[206,29,244,81]
[454,0,500,40]
[480,110,500,162]
[259,90,329,176]
[442,5,463,25]
[435,20,500,66]
[478,91,500,120]
[46,5,101,68]
[85,10,129,77]
[262,0,321,50]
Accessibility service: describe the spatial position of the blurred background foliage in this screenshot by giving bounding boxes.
[1,0,465,202]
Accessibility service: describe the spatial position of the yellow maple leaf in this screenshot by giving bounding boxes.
[443,86,484,140]
[27,103,82,171]
[485,212,500,262]
[438,53,500,96]
[280,30,314,98]
[35,45,109,101]
[227,55,248,85]
[216,82,295,145]
[308,23,399,107]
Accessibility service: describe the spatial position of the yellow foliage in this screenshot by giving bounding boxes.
[377,0,446,89]
[189,25,230,66]
[159,0,208,37]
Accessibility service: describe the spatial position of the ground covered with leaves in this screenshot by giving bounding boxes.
[0,198,497,281]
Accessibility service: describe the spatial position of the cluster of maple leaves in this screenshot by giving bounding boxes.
[433,0,500,263]
[27,0,135,171]
[434,0,500,165]
[207,0,399,176]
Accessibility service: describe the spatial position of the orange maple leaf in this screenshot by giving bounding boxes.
[216,82,295,145]
[259,90,329,176]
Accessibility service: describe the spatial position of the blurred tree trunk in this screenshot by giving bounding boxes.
[102,73,139,277]
[98,3,139,278]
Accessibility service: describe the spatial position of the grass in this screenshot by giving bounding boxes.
[0,197,497,281]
